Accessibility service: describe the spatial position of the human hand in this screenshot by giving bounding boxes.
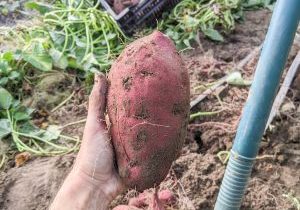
[73,73,123,200]
[51,74,175,210]
[51,73,123,210]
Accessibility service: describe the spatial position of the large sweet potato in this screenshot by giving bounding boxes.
[107,31,190,191]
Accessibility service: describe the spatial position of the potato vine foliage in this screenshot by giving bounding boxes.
[159,0,239,48]
[26,0,127,73]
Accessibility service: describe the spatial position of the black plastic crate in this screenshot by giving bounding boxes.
[100,0,181,35]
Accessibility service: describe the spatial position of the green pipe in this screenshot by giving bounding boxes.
[214,0,300,209]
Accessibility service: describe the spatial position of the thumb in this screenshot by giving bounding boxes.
[86,73,108,130]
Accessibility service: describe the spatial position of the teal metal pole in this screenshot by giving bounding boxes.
[214,1,300,209]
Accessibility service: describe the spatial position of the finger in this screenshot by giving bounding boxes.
[88,73,107,118]
[87,73,108,130]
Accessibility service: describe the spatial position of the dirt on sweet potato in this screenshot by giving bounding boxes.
[107,31,190,191]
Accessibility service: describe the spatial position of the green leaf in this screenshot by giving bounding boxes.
[49,32,65,46]
[0,119,11,139]
[25,2,51,14]
[67,57,83,70]
[82,53,100,71]
[22,42,53,71]
[13,112,31,121]
[8,71,20,80]
[0,88,13,109]
[14,50,22,60]
[11,100,20,108]
[166,30,179,40]
[226,71,252,86]
[49,48,68,70]
[183,39,192,48]
[106,33,116,40]
[22,52,52,72]
[75,38,87,48]
[12,105,34,122]
[0,77,8,86]
[68,14,80,21]
[202,28,224,42]
[1,8,8,16]
[42,125,61,141]
[185,16,199,28]
[2,51,14,62]
[0,60,10,73]
[19,122,41,136]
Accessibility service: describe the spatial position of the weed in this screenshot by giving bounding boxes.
[0,87,80,156]
[158,0,243,48]
[26,0,127,72]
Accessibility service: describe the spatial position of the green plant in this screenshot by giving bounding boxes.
[217,150,230,164]
[190,110,223,120]
[0,154,7,169]
[0,0,127,162]
[0,51,22,87]
[159,0,242,48]
[242,0,276,10]
[0,0,126,79]
[25,0,127,73]
[0,36,56,97]
[226,71,252,86]
[0,87,79,156]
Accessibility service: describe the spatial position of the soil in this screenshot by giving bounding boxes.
[0,0,26,27]
[0,0,41,53]
[1,9,300,210]
[0,155,75,210]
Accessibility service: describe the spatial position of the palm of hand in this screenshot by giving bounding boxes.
[73,74,123,201]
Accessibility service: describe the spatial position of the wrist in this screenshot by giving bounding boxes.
[71,146,124,201]
[51,170,111,210]
[70,167,120,202]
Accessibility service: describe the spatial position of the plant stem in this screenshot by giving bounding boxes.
[13,131,69,151]
[60,118,87,129]
[51,91,75,112]
[190,109,223,120]
[0,155,7,169]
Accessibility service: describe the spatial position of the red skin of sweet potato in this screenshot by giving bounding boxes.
[107,31,190,191]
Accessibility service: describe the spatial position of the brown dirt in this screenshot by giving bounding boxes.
[0,155,75,210]
[1,9,300,210]
[0,0,26,27]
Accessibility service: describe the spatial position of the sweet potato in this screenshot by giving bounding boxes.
[107,31,190,191]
